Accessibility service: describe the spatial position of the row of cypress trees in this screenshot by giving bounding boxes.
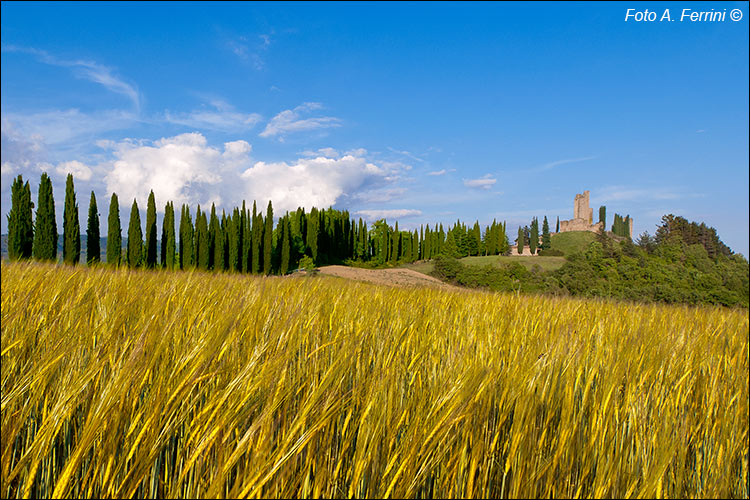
[6,173,514,272]
[515,216,552,255]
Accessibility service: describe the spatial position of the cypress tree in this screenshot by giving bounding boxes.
[541,216,551,250]
[263,200,273,274]
[208,204,219,270]
[7,175,34,260]
[33,172,57,262]
[107,193,121,266]
[145,191,157,268]
[196,206,209,270]
[229,207,240,271]
[62,174,81,265]
[86,191,100,264]
[599,206,606,227]
[251,201,262,273]
[529,217,538,255]
[162,201,175,269]
[221,211,229,270]
[517,226,524,255]
[241,201,250,272]
[127,199,143,267]
[280,215,291,274]
[556,216,560,233]
[213,209,226,271]
[179,204,194,269]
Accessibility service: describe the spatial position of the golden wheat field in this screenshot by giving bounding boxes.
[1,262,748,499]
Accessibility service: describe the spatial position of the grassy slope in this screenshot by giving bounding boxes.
[2,262,747,498]
[403,231,594,276]
[549,230,596,255]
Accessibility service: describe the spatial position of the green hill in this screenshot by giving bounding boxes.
[549,231,596,256]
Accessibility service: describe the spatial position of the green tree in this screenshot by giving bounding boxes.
[280,215,291,274]
[517,226,524,255]
[106,193,121,266]
[599,206,606,226]
[213,209,226,271]
[541,216,551,250]
[251,201,262,273]
[145,190,157,268]
[228,207,240,271]
[62,174,81,265]
[556,216,560,233]
[7,175,34,260]
[529,217,539,255]
[179,204,194,269]
[263,200,274,274]
[33,172,57,262]
[195,206,209,270]
[161,201,175,269]
[86,191,100,264]
[127,199,143,267]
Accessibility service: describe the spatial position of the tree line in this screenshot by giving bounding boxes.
[6,173,513,273]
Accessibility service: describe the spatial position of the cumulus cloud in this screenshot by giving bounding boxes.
[104,133,246,209]
[241,154,386,213]
[94,133,402,216]
[354,209,423,221]
[463,174,497,189]
[260,102,341,139]
[56,160,93,181]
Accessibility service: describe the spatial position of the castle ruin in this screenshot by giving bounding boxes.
[559,190,604,234]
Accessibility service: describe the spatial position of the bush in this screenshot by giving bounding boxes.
[298,255,315,271]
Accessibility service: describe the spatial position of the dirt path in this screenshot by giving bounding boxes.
[317,265,460,291]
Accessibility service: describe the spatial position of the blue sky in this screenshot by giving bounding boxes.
[2,1,748,255]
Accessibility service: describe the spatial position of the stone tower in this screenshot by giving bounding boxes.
[573,190,593,224]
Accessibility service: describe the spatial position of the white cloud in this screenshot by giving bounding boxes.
[463,174,497,190]
[428,169,447,176]
[95,133,403,217]
[260,102,341,139]
[240,154,386,214]
[354,209,423,221]
[1,117,46,181]
[4,109,138,147]
[104,133,239,209]
[164,100,261,132]
[300,147,340,158]
[56,160,93,181]
[2,45,141,109]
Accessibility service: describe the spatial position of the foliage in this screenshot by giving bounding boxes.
[86,191,100,265]
[32,172,57,262]
[62,174,81,265]
[127,199,143,268]
[106,193,121,266]
[6,175,33,261]
[145,191,158,268]
[2,262,747,498]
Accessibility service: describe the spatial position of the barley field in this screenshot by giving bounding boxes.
[1,262,748,498]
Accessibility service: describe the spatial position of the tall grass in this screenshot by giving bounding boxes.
[1,262,748,498]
